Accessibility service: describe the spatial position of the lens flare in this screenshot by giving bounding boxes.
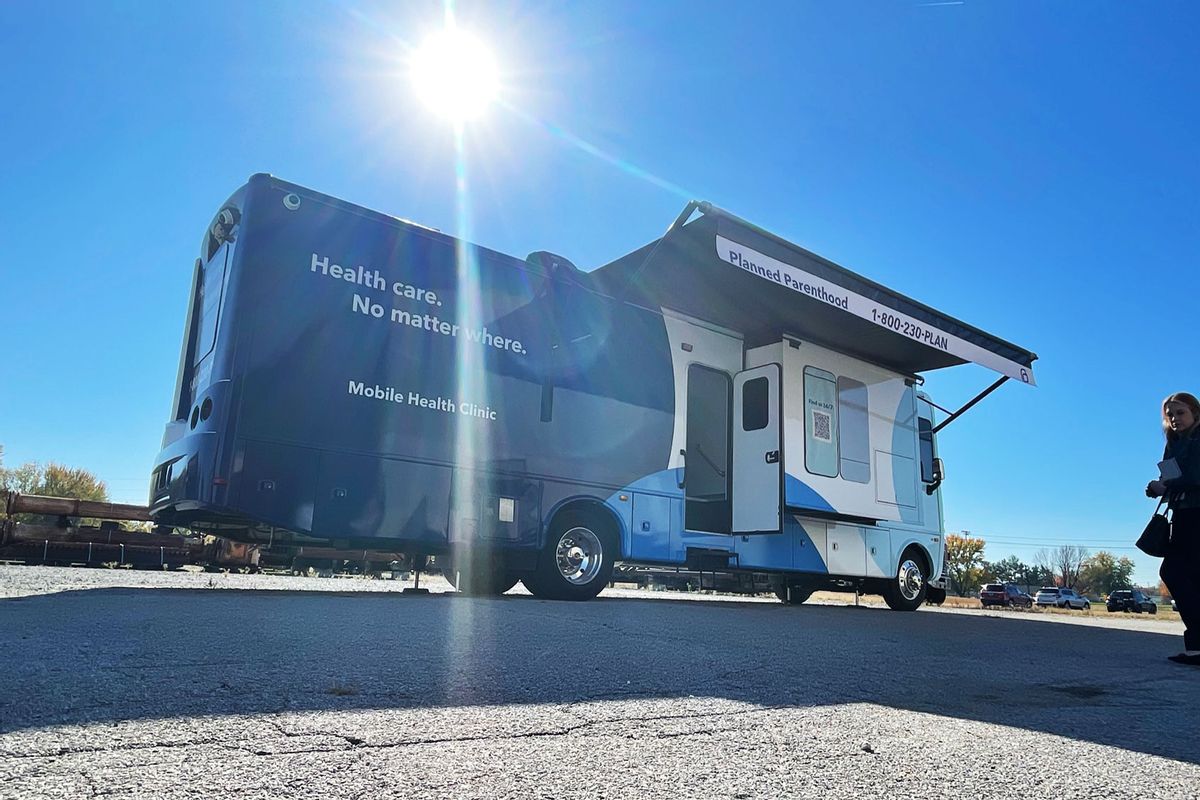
[410,28,499,121]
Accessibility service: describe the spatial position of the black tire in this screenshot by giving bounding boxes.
[1149,604,1158,615]
[882,549,928,612]
[774,584,814,605]
[441,552,519,596]
[522,512,616,601]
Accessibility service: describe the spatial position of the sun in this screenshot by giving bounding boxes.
[410,28,500,122]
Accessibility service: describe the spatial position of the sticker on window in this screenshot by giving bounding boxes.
[811,409,833,443]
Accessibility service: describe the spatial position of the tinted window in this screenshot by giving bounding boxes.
[838,377,869,483]
[918,416,935,482]
[742,377,769,432]
[194,244,228,366]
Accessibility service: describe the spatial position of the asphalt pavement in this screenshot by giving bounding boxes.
[1,565,1197,799]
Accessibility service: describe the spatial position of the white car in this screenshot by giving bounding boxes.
[1034,586,1091,610]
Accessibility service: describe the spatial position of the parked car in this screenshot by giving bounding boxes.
[1034,586,1091,610]
[1106,589,1158,614]
[979,583,1033,608]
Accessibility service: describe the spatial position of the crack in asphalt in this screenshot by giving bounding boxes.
[3,703,794,763]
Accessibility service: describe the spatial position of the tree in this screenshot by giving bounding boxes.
[36,463,108,502]
[1019,562,1055,592]
[985,555,1051,593]
[1034,545,1089,589]
[989,555,1026,584]
[1077,551,1135,597]
[0,459,41,496]
[0,456,108,524]
[945,533,988,596]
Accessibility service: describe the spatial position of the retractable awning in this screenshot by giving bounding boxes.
[589,202,1038,386]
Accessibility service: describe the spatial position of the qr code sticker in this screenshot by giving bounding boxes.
[811,410,832,442]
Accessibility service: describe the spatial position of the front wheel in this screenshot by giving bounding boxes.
[882,552,928,611]
[523,515,616,601]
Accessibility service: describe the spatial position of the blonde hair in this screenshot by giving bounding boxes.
[1163,392,1200,439]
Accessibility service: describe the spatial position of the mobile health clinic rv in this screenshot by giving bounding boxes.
[152,175,1037,609]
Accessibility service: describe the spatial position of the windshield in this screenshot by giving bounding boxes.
[983,585,1003,592]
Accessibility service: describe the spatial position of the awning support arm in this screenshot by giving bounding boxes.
[931,376,1009,435]
[623,200,706,294]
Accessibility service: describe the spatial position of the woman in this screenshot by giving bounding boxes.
[1148,392,1200,665]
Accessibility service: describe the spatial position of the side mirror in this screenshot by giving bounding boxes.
[924,458,945,495]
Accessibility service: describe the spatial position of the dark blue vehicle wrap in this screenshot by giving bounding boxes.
[152,175,674,558]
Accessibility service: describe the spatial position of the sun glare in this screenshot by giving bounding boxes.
[410,28,499,122]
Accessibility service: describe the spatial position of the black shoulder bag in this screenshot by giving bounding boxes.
[1136,497,1171,557]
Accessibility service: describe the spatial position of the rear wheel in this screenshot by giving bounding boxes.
[523,513,616,601]
[774,584,814,605]
[440,552,519,596]
[883,550,928,612]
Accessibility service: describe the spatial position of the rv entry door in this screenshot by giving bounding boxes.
[732,363,783,535]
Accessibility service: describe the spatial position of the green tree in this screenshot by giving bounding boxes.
[1017,562,1054,593]
[989,555,1026,584]
[1078,551,1135,597]
[0,455,109,524]
[0,456,41,496]
[945,533,988,596]
[36,463,108,501]
[984,555,1050,592]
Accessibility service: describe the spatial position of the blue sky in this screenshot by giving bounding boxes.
[1,1,1196,585]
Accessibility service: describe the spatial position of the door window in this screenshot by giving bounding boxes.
[742,377,769,432]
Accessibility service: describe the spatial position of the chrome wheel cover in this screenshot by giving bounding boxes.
[555,526,604,585]
[897,559,924,601]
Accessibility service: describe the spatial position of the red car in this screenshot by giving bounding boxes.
[979,583,1033,608]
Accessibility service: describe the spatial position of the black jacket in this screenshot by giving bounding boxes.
[1164,430,1200,511]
